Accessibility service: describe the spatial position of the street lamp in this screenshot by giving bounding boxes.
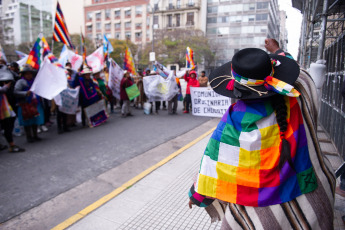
[150,0,161,60]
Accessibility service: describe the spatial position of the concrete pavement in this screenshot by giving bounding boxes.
[50,125,345,230]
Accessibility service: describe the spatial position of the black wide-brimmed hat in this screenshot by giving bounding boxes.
[209,48,300,99]
[19,64,37,74]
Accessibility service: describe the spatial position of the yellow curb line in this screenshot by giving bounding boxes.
[52,126,216,230]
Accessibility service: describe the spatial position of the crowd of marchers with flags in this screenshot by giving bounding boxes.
[0,1,209,153]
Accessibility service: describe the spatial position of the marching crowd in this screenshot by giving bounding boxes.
[0,58,209,153]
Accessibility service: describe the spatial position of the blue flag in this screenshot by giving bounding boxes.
[103,35,114,54]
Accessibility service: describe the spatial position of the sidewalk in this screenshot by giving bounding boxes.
[60,126,344,230]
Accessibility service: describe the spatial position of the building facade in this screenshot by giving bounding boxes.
[206,0,283,66]
[84,0,151,46]
[151,0,206,32]
[0,0,53,46]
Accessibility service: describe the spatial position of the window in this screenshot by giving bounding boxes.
[207,27,217,34]
[105,23,111,30]
[114,10,120,18]
[243,3,255,11]
[176,0,181,9]
[188,0,194,7]
[105,9,110,19]
[207,6,217,13]
[96,22,101,30]
[9,6,12,10]
[125,31,131,39]
[96,12,101,20]
[87,12,92,20]
[87,25,92,32]
[135,23,142,29]
[256,14,268,21]
[135,5,142,16]
[153,15,158,25]
[230,16,241,22]
[229,27,240,34]
[115,32,120,39]
[176,14,180,27]
[207,17,217,23]
[125,21,131,29]
[255,26,267,33]
[115,23,121,29]
[186,12,194,26]
[218,16,229,23]
[125,10,131,17]
[257,2,269,9]
[241,26,254,33]
[154,3,159,11]
[147,16,150,26]
[135,32,142,38]
[218,27,229,35]
[167,14,172,27]
[242,15,255,22]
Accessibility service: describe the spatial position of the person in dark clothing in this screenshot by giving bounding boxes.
[120,70,133,117]
[0,65,25,152]
[264,38,294,60]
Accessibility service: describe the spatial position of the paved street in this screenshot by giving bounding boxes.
[0,101,212,225]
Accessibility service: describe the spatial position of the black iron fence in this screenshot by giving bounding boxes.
[320,33,345,158]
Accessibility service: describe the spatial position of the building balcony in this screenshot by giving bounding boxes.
[135,37,142,42]
[156,2,200,12]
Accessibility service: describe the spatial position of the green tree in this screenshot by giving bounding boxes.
[140,29,214,68]
[108,39,138,67]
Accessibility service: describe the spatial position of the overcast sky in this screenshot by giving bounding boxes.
[58,0,302,58]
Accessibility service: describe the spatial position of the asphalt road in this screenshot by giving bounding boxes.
[0,102,212,223]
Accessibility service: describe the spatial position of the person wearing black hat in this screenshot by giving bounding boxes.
[187,48,335,229]
[14,64,44,143]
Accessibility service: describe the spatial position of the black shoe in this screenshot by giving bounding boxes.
[126,113,133,116]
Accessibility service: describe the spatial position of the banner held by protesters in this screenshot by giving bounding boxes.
[190,87,231,118]
[83,99,108,127]
[54,87,80,115]
[108,59,123,99]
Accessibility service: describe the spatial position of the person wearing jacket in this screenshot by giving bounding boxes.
[120,70,133,117]
[14,65,44,143]
[0,65,25,152]
[183,70,199,113]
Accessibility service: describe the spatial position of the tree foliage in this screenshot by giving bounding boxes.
[108,39,138,67]
[140,29,214,68]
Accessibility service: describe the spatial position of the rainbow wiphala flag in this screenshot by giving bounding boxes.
[186,47,195,69]
[123,47,136,75]
[195,97,317,207]
[26,34,62,69]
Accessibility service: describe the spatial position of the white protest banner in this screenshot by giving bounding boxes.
[58,45,82,71]
[108,59,123,99]
[190,87,231,118]
[54,87,80,114]
[30,58,67,100]
[86,46,104,73]
[84,99,108,127]
[143,72,178,102]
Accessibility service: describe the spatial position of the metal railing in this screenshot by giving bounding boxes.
[319,33,345,158]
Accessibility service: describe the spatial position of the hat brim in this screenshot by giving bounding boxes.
[209,54,300,99]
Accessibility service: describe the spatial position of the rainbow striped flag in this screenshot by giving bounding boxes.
[186,47,195,69]
[123,47,137,75]
[53,1,74,49]
[26,34,62,69]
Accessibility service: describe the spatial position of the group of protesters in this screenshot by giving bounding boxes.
[0,56,210,153]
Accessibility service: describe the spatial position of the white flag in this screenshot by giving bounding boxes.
[17,56,29,67]
[30,57,68,100]
[86,46,104,73]
[108,59,123,99]
[58,45,83,71]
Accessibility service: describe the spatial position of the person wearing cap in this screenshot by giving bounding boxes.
[0,65,25,152]
[120,70,133,117]
[188,48,335,229]
[183,70,199,113]
[75,65,102,126]
[14,64,44,143]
